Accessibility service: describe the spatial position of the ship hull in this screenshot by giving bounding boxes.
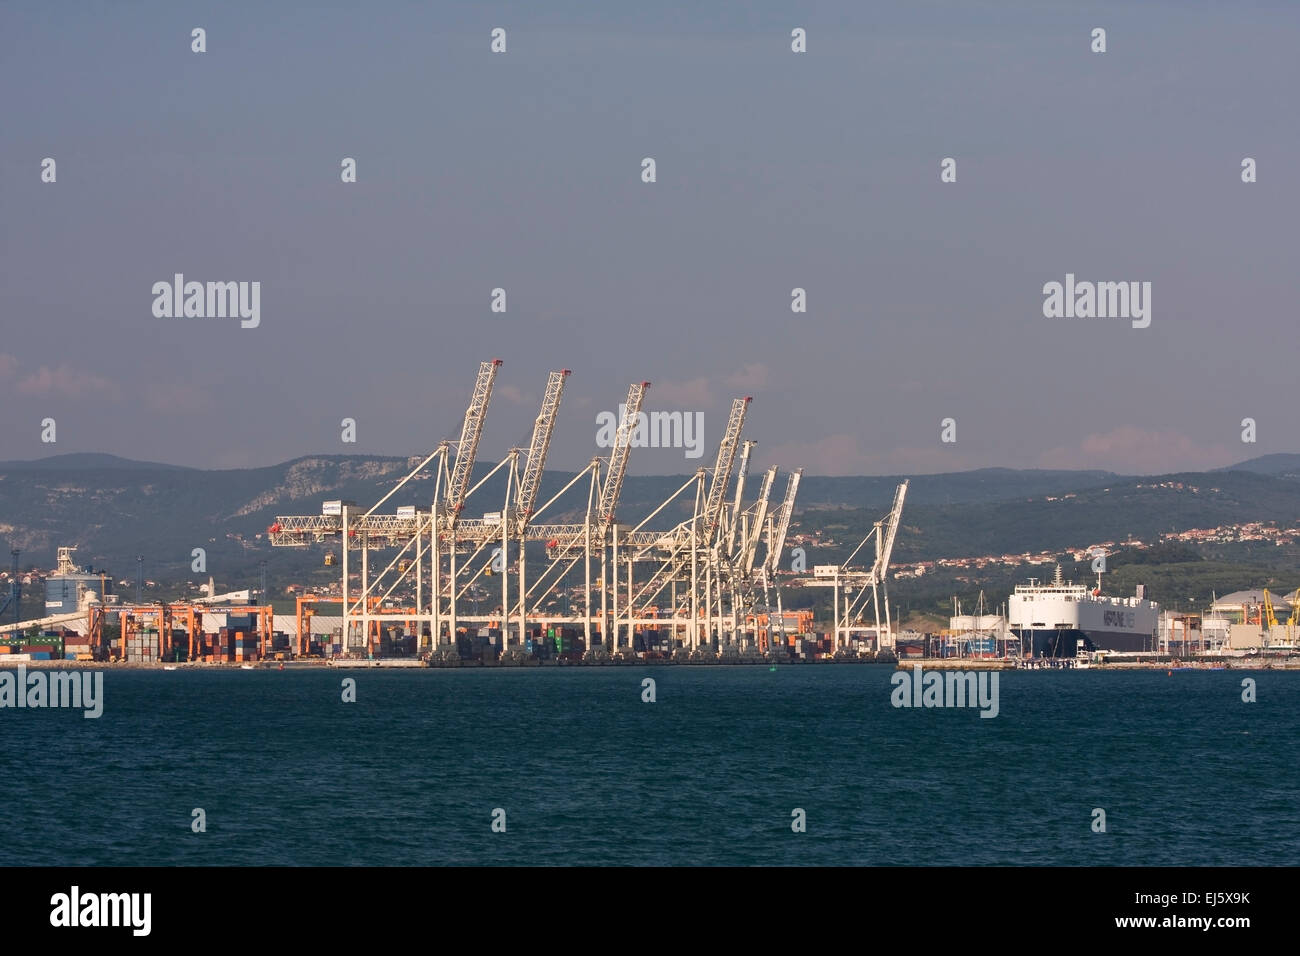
[1013,627,1157,656]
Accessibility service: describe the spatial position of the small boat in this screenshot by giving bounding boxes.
[163,665,177,671]
[240,664,254,670]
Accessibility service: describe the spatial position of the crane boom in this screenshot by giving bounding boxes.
[445,359,503,527]
[725,440,756,559]
[597,382,649,530]
[701,397,751,544]
[514,369,570,534]
[741,465,778,576]
[872,480,909,584]
[766,468,802,575]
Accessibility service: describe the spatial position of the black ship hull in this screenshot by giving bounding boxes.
[1014,627,1157,657]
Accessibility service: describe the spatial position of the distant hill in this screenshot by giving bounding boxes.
[849,469,1300,562]
[0,455,415,582]
[1216,454,1300,478]
[0,453,195,472]
[794,468,1119,510]
[2,453,1298,589]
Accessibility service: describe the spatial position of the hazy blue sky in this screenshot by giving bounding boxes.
[2,1,1296,475]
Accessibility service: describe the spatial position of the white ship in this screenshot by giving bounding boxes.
[1008,564,1159,656]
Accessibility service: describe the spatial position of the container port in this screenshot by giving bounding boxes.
[259,361,911,666]
[0,362,913,666]
[2,363,1298,670]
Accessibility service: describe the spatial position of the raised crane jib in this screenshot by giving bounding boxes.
[741,465,778,576]
[597,381,649,530]
[873,480,909,583]
[514,369,570,534]
[701,397,751,543]
[446,359,503,525]
[766,467,802,575]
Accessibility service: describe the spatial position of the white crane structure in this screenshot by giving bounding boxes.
[617,397,752,654]
[756,467,802,654]
[801,479,909,653]
[265,360,896,662]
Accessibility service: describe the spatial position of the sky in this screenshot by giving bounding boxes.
[1,1,1297,476]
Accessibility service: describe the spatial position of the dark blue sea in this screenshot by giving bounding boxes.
[2,666,1296,866]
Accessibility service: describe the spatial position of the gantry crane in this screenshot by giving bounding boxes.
[265,361,823,663]
[694,400,750,649]
[500,370,570,647]
[624,397,751,648]
[727,463,778,628]
[803,479,908,654]
[761,468,803,653]
[869,479,909,643]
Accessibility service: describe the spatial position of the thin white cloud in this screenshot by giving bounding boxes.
[495,384,532,406]
[724,362,769,391]
[144,382,209,414]
[647,376,713,408]
[15,364,118,400]
[762,433,978,476]
[1036,426,1236,474]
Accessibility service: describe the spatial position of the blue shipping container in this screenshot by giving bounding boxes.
[30,652,52,660]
